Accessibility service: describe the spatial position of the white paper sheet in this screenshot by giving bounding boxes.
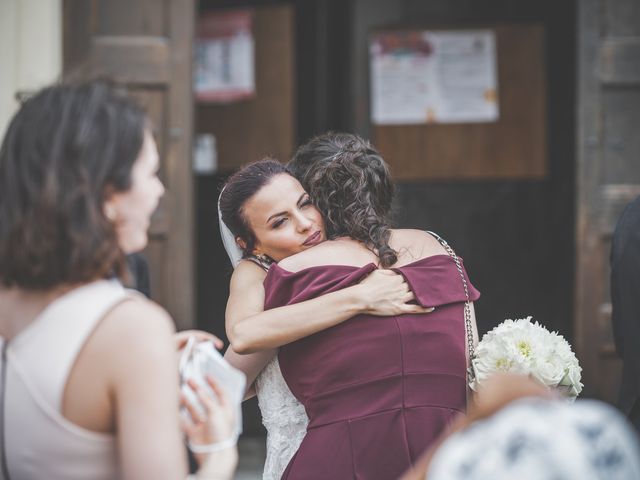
[370,30,499,125]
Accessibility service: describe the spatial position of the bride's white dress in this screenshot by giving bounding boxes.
[255,356,309,479]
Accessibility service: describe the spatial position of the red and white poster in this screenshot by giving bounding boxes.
[194,10,255,103]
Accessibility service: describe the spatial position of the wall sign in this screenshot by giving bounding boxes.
[370,30,499,125]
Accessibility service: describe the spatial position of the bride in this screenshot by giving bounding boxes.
[219,159,428,478]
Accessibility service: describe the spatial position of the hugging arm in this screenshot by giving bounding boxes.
[224,347,276,400]
[226,261,430,355]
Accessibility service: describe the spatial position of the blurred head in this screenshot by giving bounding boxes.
[424,375,640,480]
[219,159,325,263]
[289,132,397,267]
[0,81,164,290]
[103,128,164,254]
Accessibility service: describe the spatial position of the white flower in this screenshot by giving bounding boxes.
[470,317,583,400]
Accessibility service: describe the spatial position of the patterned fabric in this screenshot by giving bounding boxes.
[255,356,308,480]
[427,398,640,480]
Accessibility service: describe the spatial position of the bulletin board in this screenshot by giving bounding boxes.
[371,24,546,180]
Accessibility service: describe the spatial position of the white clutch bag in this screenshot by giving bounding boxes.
[178,338,246,444]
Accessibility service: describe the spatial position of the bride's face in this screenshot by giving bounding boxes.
[242,173,325,262]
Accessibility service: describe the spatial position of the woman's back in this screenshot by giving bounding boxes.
[2,281,126,480]
[0,280,186,480]
[265,230,480,479]
[277,228,447,272]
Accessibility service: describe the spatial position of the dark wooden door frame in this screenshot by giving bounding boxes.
[575,0,640,401]
[63,0,196,329]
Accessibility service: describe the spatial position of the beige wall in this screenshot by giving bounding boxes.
[0,0,61,138]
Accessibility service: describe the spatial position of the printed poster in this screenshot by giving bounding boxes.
[370,30,499,125]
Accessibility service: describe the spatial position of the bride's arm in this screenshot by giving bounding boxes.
[227,260,429,354]
[224,347,275,400]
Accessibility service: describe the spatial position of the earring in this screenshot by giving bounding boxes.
[104,205,117,222]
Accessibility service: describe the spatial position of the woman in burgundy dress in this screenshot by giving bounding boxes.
[258,133,480,479]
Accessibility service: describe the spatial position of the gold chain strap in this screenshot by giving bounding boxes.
[426,231,475,360]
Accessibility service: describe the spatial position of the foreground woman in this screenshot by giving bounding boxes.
[267,133,479,479]
[0,82,235,480]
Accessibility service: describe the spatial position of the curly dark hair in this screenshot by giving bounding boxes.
[0,81,147,289]
[219,159,290,258]
[289,133,397,267]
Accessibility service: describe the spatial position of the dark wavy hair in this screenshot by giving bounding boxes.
[0,81,147,289]
[219,159,290,258]
[289,132,397,267]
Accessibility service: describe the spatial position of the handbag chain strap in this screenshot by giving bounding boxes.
[425,231,475,360]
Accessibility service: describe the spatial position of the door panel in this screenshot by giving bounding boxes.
[604,0,640,36]
[602,91,640,183]
[349,0,577,356]
[576,0,640,401]
[95,0,168,36]
[63,0,195,328]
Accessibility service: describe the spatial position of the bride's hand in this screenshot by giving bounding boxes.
[358,269,434,316]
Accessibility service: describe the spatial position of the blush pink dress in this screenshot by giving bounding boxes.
[263,255,480,480]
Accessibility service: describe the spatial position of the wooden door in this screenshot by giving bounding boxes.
[348,0,577,345]
[576,0,640,401]
[63,0,196,329]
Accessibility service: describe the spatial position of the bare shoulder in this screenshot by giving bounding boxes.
[279,239,372,272]
[277,245,326,272]
[95,296,175,354]
[390,229,448,264]
[230,260,268,289]
[71,295,178,397]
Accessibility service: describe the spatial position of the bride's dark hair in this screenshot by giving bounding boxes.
[289,133,398,268]
[219,158,290,258]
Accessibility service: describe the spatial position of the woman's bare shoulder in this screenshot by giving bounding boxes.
[278,239,371,272]
[390,229,448,263]
[277,243,332,272]
[75,295,177,393]
[97,296,175,351]
[230,259,268,285]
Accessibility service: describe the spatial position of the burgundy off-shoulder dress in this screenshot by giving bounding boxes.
[263,255,480,480]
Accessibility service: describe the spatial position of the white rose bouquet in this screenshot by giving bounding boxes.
[469,316,583,401]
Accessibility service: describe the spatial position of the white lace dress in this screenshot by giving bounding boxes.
[255,356,309,479]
